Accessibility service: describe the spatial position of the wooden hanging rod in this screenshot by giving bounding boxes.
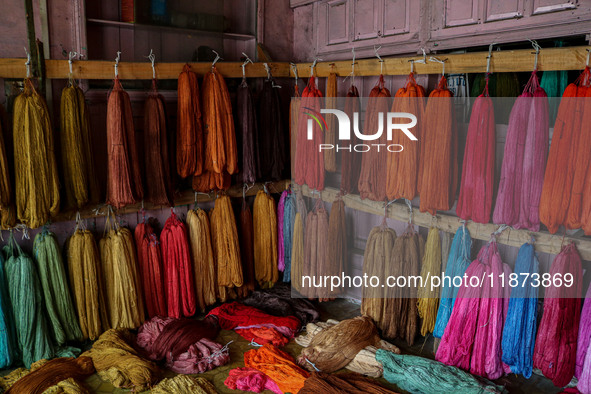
[299,185,591,261]
[0,46,588,80]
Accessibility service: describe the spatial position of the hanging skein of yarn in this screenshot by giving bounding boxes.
[358,75,391,201]
[436,240,511,380]
[144,79,172,206]
[137,315,227,374]
[433,225,472,339]
[417,227,442,337]
[106,78,143,209]
[376,350,507,394]
[100,221,145,329]
[13,79,60,228]
[4,232,53,368]
[83,329,160,391]
[456,76,495,223]
[237,200,256,298]
[211,195,243,287]
[340,85,361,194]
[177,64,203,178]
[0,249,16,369]
[244,344,310,394]
[237,75,257,183]
[576,285,591,394]
[33,230,83,345]
[300,372,399,394]
[471,72,520,124]
[327,197,346,297]
[186,208,217,312]
[493,70,548,230]
[0,106,15,230]
[386,72,425,201]
[152,375,217,394]
[278,191,287,273]
[382,229,424,345]
[540,67,590,234]
[253,190,278,288]
[5,356,95,394]
[501,242,539,378]
[361,225,396,331]
[134,219,166,318]
[533,243,582,387]
[541,43,568,122]
[325,72,338,172]
[225,367,281,394]
[161,210,196,318]
[297,316,380,373]
[67,229,109,340]
[294,75,324,190]
[291,192,307,291]
[303,200,329,300]
[60,83,99,209]
[283,190,295,282]
[290,80,301,157]
[418,75,458,214]
[258,78,287,181]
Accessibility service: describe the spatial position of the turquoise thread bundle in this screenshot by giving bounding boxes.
[501,242,539,378]
[433,226,472,338]
[283,191,295,282]
[0,249,17,368]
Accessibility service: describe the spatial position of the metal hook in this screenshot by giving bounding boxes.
[211,50,222,70]
[528,39,541,71]
[310,57,322,77]
[586,48,590,67]
[145,49,156,79]
[24,47,31,78]
[416,48,427,65]
[343,48,357,84]
[290,62,299,85]
[374,45,384,74]
[486,42,497,74]
[241,52,253,79]
[404,198,413,224]
[114,51,121,77]
[263,63,272,80]
[68,51,77,76]
[429,56,446,77]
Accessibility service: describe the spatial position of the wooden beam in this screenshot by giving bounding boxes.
[0,46,589,80]
[300,185,591,261]
[51,180,290,223]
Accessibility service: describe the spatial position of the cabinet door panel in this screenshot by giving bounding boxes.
[353,0,380,40]
[485,0,524,21]
[445,0,479,27]
[327,0,349,44]
[532,0,577,14]
[383,0,410,36]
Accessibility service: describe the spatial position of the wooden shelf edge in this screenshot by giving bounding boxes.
[51,180,290,224]
[0,46,589,80]
[299,185,591,261]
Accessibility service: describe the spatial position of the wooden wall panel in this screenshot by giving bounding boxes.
[444,0,480,27]
[353,0,380,41]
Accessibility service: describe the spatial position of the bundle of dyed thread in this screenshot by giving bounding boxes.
[576,285,591,394]
[244,343,310,394]
[258,78,287,181]
[5,356,95,394]
[208,302,301,346]
[0,106,15,230]
[177,64,203,178]
[106,77,143,208]
[340,84,361,194]
[137,315,228,374]
[237,75,257,183]
[533,243,582,387]
[377,350,506,394]
[294,75,324,190]
[301,372,398,394]
[417,227,442,336]
[237,200,256,298]
[100,224,145,329]
[134,219,166,318]
[152,375,217,394]
[361,224,396,331]
[253,190,278,288]
[436,240,511,380]
[186,208,217,312]
[241,282,319,325]
[419,75,458,214]
[297,316,380,373]
[13,79,60,228]
[67,228,109,340]
[358,75,391,201]
[433,225,472,339]
[501,242,539,378]
[4,233,54,368]
[303,200,329,299]
[540,66,591,234]
[290,192,307,292]
[224,367,281,394]
[278,191,287,273]
[60,83,99,209]
[0,249,16,369]
[161,211,196,318]
[456,77,496,223]
[83,329,160,391]
[327,197,347,297]
[282,190,295,282]
[290,80,301,157]
[211,195,243,288]
[493,70,548,230]
[324,72,338,172]
[382,229,424,345]
[386,72,425,200]
[33,230,82,345]
[143,79,172,205]
[296,319,400,378]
